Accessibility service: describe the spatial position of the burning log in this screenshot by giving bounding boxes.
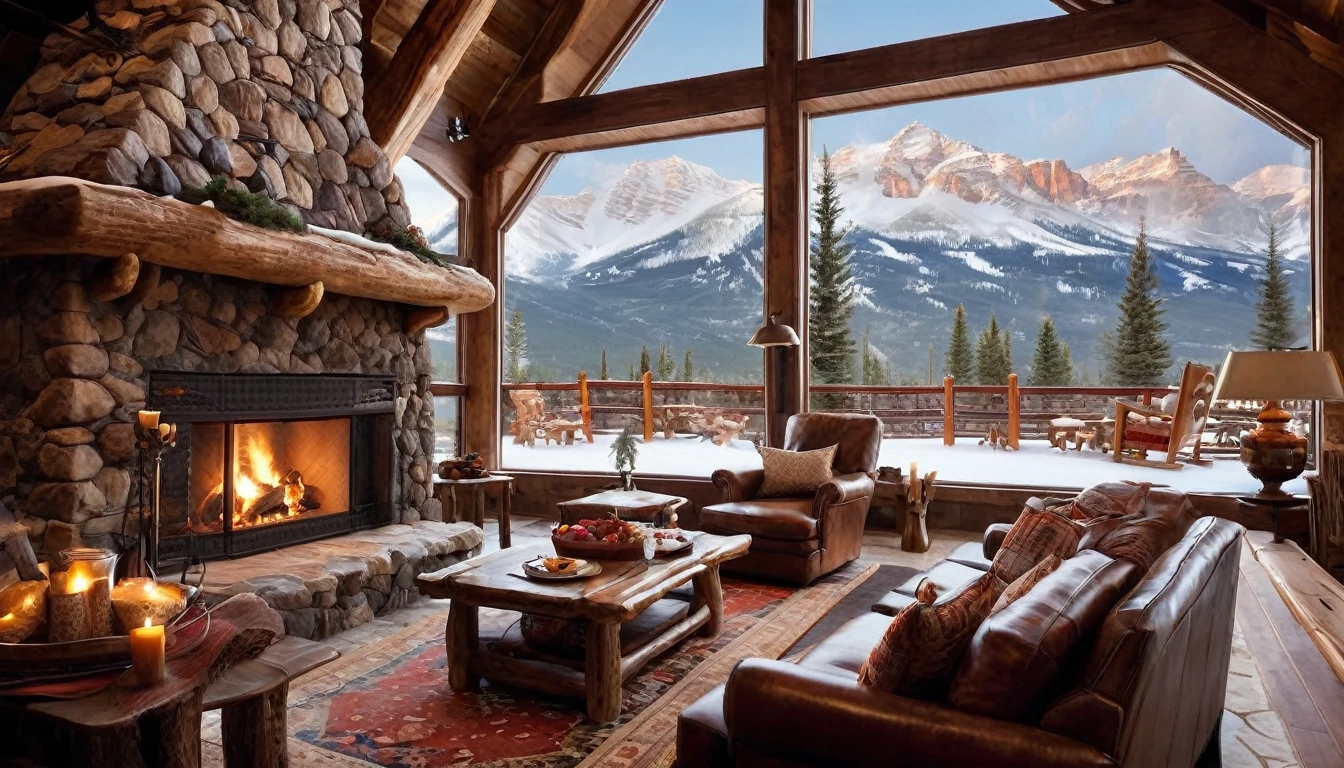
[195,490,224,530]
[239,469,321,523]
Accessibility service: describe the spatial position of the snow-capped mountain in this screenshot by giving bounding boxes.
[420,123,1311,382]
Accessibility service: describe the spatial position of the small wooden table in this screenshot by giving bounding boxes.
[416,530,750,722]
[433,474,514,548]
[556,489,689,528]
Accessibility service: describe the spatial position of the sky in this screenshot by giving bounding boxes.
[537,0,1309,196]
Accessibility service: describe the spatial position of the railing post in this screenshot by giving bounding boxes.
[578,371,593,444]
[642,371,654,442]
[943,375,955,446]
[1007,373,1020,450]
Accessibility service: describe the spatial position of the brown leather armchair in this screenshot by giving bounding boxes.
[698,412,882,585]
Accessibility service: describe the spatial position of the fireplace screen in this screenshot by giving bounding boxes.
[187,418,351,534]
[149,373,396,565]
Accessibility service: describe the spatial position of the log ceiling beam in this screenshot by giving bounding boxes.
[477,0,587,128]
[366,0,496,166]
[481,0,1242,159]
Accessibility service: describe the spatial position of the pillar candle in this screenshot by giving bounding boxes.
[85,577,113,637]
[47,572,90,643]
[137,410,160,430]
[129,619,166,686]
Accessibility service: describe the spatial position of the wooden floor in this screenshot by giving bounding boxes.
[201,515,1344,767]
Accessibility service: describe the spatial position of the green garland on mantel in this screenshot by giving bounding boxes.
[177,176,306,232]
[176,176,455,269]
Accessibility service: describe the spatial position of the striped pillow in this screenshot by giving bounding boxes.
[756,444,837,498]
[990,505,1083,583]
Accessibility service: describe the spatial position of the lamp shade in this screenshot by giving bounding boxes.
[748,312,800,348]
[1212,350,1344,402]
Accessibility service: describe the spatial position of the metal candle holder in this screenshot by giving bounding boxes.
[125,413,177,579]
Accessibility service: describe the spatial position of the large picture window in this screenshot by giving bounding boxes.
[501,132,767,477]
[805,69,1312,493]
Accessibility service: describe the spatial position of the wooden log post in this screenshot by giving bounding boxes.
[642,371,654,442]
[693,567,725,637]
[90,252,140,301]
[943,376,955,446]
[579,371,593,443]
[221,685,288,768]
[585,621,622,723]
[446,601,480,693]
[1007,373,1021,450]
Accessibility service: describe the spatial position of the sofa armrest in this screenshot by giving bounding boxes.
[724,659,1115,768]
[711,468,764,503]
[984,523,1012,560]
[812,472,874,515]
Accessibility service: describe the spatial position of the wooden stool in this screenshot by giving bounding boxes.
[433,475,515,548]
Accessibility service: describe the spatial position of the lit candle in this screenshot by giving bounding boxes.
[111,578,187,631]
[158,422,171,439]
[86,576,113,637]
[129,619,166,686]
[47,571,91,643]
[137,410,160,430]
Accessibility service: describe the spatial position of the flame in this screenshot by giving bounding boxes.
[228,427,307,528]
[69,574,89,594]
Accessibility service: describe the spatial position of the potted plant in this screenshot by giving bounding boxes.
[611,428,638,491]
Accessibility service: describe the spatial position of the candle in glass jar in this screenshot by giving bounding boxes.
[111,578,187,631]
[137,410,160,430]
[47,571,91,643]
[129,619,166,686]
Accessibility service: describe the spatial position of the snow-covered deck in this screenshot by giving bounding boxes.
[501,432,1306,495]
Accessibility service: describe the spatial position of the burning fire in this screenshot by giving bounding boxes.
[226,430,308,529]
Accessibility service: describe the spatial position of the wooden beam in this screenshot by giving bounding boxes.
[460,176,504,468]
[478,0,587,126]
[482,67,765,166]
[366,0,497,165]
[762,0,807,447]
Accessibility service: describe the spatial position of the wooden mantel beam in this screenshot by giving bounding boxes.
[366,0,496,166]
[483,0,1238,156]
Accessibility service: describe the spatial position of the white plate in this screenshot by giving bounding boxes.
[522,558,602,580]
[652,537,690,555]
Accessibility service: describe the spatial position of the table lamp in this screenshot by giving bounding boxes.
[1212,350,1344,497]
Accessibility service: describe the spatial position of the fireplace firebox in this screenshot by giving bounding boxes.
[148,373,397,567]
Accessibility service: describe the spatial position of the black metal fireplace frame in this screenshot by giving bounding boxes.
[146,372,398,567]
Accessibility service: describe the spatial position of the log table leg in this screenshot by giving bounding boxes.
[141,687,205,768]
[447,601,480,692]
[221,684,289,768]
[693,566,725,637]
[499,480,512,549]
[473,485,485,529]
[585,621,622,722]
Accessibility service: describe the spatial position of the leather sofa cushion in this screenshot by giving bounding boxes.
[677,683,731,768]
[947,551,1138,722]
[990,504,1082,583]
[757,444,837,498]
[1092,515,1184,572]
[700,499,819,541]
[992,553,1063,614]
[946,541,992,571]
[895,560,988,601]
[858,571,999,699]
[872,590,917,617]
[798,611,890,677]
[1070,481,1151,520]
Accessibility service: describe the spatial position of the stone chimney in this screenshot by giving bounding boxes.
[0,0,411,236]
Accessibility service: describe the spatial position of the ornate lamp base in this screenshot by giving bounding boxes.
[1240,399,1307,498]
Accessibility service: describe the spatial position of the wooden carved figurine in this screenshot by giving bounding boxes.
[901,463,937,553]
[978,424,1012,450]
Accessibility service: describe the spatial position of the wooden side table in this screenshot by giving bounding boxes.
[556,489,687,528]
[434,474,515,548]
[1238,492,1310,544]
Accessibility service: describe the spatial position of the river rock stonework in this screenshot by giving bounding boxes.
[0,256,443,559]
[0,0,410,235]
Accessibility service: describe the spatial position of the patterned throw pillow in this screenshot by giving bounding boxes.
[1093,516,1180,573]
[1070,482,1152,520]
[991,554,1063,614]
[756,444,837,498]
[990,505,1082,583]
[858,571,1000,698]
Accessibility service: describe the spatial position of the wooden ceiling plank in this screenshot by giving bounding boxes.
[367,0,499,165]
[478,0,586,127]
[1259,0,1340,40]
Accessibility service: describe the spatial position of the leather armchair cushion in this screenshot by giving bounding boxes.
[700,499,819,541]
[784,412,883,475]
[798,612,889,677]
[948,551,1138,722]
[677,683,731,768]
[711,468,765,503]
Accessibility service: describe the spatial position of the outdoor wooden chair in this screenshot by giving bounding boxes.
[1111,362,1217,470]
[509,389,546,446]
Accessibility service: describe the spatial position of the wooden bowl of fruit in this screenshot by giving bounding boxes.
[553,519,652,561]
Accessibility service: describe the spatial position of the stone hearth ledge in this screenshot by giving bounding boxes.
[0,177,494,324]
[196,520,483,640]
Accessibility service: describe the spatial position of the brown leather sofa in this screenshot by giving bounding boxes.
[699,412,882,585]
[678,488,1243,768]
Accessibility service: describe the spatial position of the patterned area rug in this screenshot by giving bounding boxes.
[277,562,880,768]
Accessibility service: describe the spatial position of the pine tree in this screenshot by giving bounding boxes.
[860,328,876,384]
[1107,220,1173,385]
[682,349,694,382]
[599,349,608,380]
[1001,327,1013,377]
[926,344,936,385]
[1095,329,1116,386]
[945,304,974,382]
[639,345,650,376]
[1028,317,1071,386]
[808,149,857,385]
[504,310,528,383]
[1251,222,1297,350]
[974,314,1010,384]
[627,363,636,381]
[1061,344,1074,386]
[656,342,675,380]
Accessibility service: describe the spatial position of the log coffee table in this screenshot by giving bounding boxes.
[416,530,750,722]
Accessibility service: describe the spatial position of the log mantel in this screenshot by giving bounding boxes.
[0,177,495,316]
